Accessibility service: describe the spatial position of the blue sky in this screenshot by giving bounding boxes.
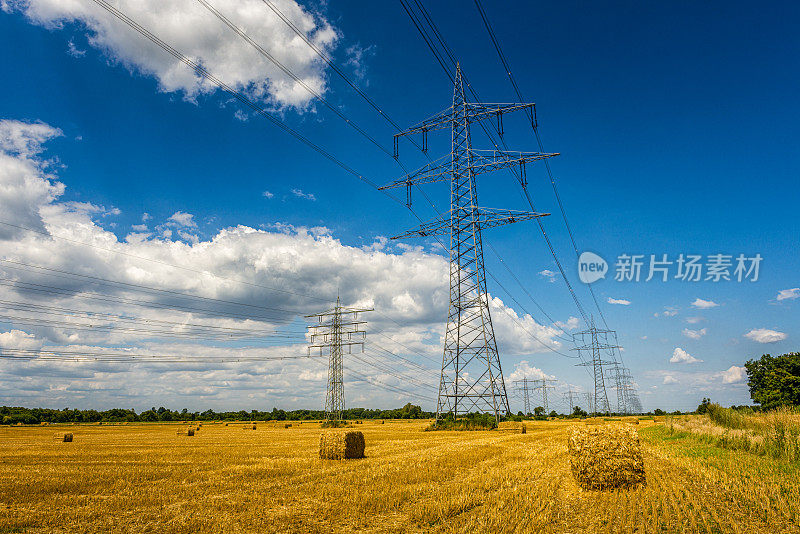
[0,0,798,412]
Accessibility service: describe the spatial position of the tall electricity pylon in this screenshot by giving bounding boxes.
[610,362,627,415]
[564,388,578,414]
[532,378,557,413]
[514,378,533,415]
[306,297,372,421]
[572,317,618,416]
[584,392,594,414]
[381,64,556,422]
[621,367,642,413]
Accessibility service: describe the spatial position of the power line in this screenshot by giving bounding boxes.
[472,0,610,329]
[397,0,591,327]
[87,0,409,208]
[196,0,396,160]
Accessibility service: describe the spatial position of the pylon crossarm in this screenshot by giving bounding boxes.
[380,150,557,191]
[395,103,536,140]
[392,208,550,239]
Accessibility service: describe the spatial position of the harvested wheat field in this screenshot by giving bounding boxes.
[2,418,800,533]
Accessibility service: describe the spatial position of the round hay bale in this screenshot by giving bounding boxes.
[568,424,645,490]
[284,423,292,429]
[54,432,73,442]
[319,430,365,460]
[187,428,195,436]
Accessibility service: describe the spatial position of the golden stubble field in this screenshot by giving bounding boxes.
[1,418,799,533]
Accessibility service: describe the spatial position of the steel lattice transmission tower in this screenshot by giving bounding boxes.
[514,378,533,415]
[532,378,557,414]
[621,367,642,413]
[610,361,627,415]
[564,388,578,414]
[381,65,556,422]
[572,317,619,415]
[584,392,594,414]
[306,297,372,421]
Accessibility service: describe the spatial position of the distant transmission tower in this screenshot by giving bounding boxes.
[584,392,594,414]
[514,378,533,415]
[382,64,556,422]
[621,367,642,413]
[306,297,372,421]
[532,378,557,413]
[572,317,618,415]
[564,388,578,414]
[610,362,627,415]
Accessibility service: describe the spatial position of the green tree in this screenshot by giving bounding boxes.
[744,353,800,409]
[572,406,587,417]
[696,398,711,414]
[533,406,544,417]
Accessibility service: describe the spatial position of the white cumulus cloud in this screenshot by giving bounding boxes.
[507,361,554,382]
[607,297,630,305]
[692,298,719,309]
[670,347,703,364]
[720,365,747,384]
[744,328,787,344]
[168,211,197,228]
[4,0,338,109]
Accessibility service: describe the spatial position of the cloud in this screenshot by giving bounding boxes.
[554,317,579,331]
[692,298,719,309]
[507,361,554,382]
[5,0,338,109]
[607,297,630,305]
[538,269,556,283]
[0,118,62,157]
[0,122,568,409]
[66,39,85,57]
[291,188,316,201]
[777,288,800,301]
[0,329,44,351]
[685,317,704,324]
[0,119,65,239]
[344,43,375,82]
[654,307,678,318]
[670,347,703,364]
[720,365,746,384]
[744,328,787,344]
[131,224,148,232]
[662,375,678,385]
[682,328,707,340]
[168,211,197,228]
[262,190,274,199]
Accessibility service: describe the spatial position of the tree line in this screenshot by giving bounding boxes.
[0,403,433,425]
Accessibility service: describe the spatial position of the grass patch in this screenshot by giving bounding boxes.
[320,420,348,429]
[424,414,497,431]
